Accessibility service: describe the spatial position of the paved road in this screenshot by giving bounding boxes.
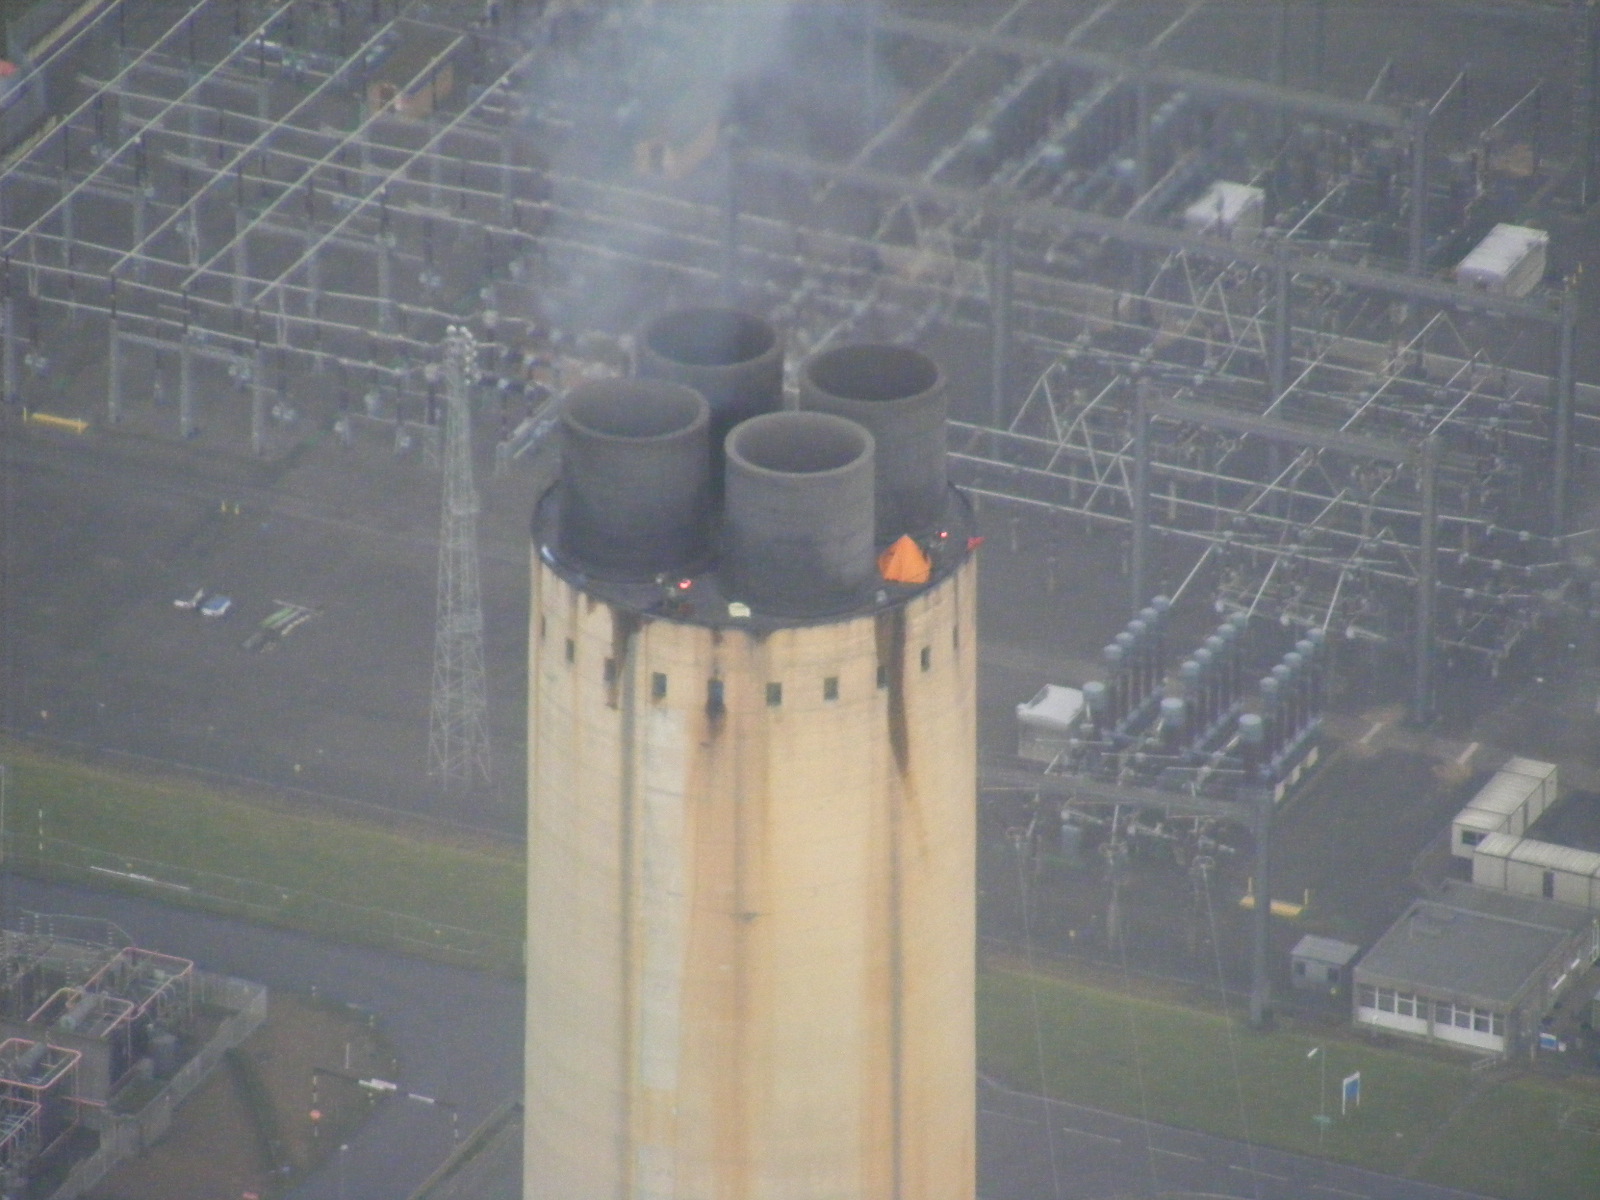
[2,878,522,1200]
[977,1074,1498,1200]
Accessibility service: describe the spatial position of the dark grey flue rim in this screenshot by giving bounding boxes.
[805,343,940,404]
[725,411,873,478]
[641,307,776,368]
[562,380,709,442]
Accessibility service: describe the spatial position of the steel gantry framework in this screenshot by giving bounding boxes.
[1,0,563,452]
[725,0,1596,717]
[428,323,492,795]
[4,0,1598,711]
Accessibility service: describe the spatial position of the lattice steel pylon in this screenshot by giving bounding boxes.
[427,326,493,795]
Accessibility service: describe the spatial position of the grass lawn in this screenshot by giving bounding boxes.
[979,962,1600,1200]
[0,740,524,966]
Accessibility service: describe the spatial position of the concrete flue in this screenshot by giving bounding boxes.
[559,379,711,578]
[723,410,877,617]
[635,307,785,482]
[800,343,948,546]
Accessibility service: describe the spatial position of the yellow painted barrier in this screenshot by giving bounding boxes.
[1239,883,1310,918]
[25,410,88,434]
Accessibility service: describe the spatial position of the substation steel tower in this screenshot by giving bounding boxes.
[427,325,493,794]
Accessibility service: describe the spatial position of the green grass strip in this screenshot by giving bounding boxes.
[979,963,1600,1200]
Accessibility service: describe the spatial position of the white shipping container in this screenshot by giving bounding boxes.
[1471,831,1517,889]
[1500,757,1558,825]
[1453,806,1505,859]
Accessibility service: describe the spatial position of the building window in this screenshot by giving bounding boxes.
[1543,870,1556,899]
[1293,961,1307,977]
[1358,984,1377,1008]
[1461,830,1484,847]
[651,672,667,701]
[823,676,839,701]
[1377,988,1395,1013]
[952,624,960,650]
[1326,966,1339,984]
[766,682,783,707]
[919,646,931,672]
[603,658,617,684]
[706,678,725,717]
[1432,999,1502,1037]
[876,664,889,689]
[565,638,575,664]
[1396,992,1418,1019]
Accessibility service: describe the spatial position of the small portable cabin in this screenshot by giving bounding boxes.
[1182,181,1264,241]
[1290,934,1359,994]
[1016,685,1084,764]
[366,27,457,118]
[1454,224,1547,297]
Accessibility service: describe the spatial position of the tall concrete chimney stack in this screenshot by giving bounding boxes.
[526,318,976,1200]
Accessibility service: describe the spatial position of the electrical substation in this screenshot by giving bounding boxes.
[6,0,1597,713]
[6,0,1600,1196]
[0,917,266,1196]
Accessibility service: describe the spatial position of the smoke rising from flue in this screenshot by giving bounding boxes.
[523,2,873,339]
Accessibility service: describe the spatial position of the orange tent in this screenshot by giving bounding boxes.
[878,534,931,584]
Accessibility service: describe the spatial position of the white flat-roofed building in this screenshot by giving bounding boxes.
[1353,882,1600,1057]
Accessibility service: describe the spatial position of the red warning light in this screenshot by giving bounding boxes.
[676,578,692,590]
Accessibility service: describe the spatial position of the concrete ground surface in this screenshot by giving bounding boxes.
[85,994,389,1200]
[1,416,534,834]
